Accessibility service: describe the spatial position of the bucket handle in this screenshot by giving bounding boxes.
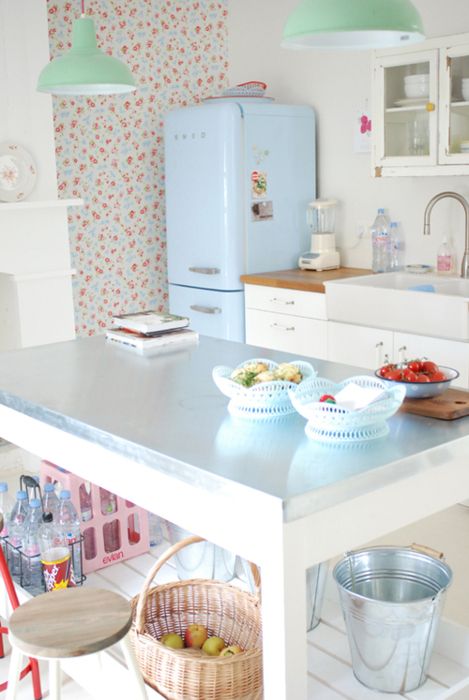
[344,543,445,593]
[135,535,261,633]
[410,543,445,560]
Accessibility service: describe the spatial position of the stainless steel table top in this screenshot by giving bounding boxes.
[0,335,468,522]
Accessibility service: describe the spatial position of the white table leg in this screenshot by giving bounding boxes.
[120,633,148,699]
[260,520,308,699]
[49,659,61,700]
[5,646,23,700]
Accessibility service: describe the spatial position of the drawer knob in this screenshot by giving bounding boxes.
[271,322,295,332]
[269,297,295,305]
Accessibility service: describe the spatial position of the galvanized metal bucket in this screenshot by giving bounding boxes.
[333,545,452,693]
[306,562,328,631]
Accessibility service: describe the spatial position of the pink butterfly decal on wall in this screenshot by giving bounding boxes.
[360,114,372,134]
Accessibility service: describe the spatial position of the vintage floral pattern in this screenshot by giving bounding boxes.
[47,0,228,335]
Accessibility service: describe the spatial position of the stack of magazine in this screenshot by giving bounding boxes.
[106,311,199,354]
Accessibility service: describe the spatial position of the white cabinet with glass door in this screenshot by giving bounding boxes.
[372,32,469,176]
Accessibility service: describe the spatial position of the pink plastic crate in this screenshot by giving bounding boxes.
[40,461,150,574]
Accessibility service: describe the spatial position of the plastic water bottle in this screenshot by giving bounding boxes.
[22,498,43,589]
[390,221,404,271]
[148,512,163,547]
[79,482,93,522]
[100,487,120,553]
[8,490,30,577]
[371,208,392,273]
[58,490,82,583]
[0,482,13,544]
[43,482,60,520]
[39,513,71,592]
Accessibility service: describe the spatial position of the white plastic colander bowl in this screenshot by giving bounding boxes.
[212,357,316,420]
[289,375,405,443]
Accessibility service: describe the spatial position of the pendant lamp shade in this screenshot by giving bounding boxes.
[282,0,425,50]
[37,17,136,95]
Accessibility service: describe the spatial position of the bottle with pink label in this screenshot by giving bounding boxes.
[437,236,455,275]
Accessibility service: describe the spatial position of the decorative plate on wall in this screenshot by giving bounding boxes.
[0,143,37,202]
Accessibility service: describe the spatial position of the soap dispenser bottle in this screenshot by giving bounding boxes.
[437,236,455,275]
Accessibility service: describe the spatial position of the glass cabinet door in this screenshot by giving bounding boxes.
[439,44,469,163]
[373,50,438,169]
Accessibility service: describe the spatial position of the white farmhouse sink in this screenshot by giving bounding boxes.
[325,272,469,341]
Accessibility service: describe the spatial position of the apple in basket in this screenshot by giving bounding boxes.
[185,624,208,649]
[202,636,226,656]
[219,645,243,657]
[160,632,184,649]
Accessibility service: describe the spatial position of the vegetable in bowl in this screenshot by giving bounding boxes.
[230,361,303,387]
[375,358,459,399]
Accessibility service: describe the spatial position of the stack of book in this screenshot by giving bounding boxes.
[106,311,199,354]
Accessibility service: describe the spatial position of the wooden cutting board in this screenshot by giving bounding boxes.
[399,388,469,420]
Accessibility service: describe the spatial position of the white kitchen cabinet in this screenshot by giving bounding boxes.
[244,284,328,359]
[394,332,469,388]
[328,321,469,389]
[0,199,82,350]
[372,32,469,176]
[327,321,393,370]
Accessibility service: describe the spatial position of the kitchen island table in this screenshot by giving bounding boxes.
[0,336,468,698]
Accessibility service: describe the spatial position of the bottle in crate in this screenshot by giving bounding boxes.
[43,482,60,520]
[100,488,120,553]
[58,490,82,584]
[39,513,72,592]
[79,482,93,522]
[22,498,43,590]
[8,490,29,577]
[0,482,13,554]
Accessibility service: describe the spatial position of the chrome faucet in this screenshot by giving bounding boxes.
[423,191,469,278]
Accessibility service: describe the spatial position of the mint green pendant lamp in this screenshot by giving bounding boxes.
[37,6,136,95]
[282,0,425,50]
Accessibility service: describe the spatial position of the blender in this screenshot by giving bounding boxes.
[298,199,340,271]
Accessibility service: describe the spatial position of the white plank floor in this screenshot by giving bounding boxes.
[1,446,469,698]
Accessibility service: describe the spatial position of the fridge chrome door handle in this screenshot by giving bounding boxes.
[188,267,221,275]
[190,304,222,315]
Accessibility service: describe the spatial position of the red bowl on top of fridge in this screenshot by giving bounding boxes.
[375,359,459,399]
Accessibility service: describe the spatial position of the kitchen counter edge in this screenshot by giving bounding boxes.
[240,267,370,293]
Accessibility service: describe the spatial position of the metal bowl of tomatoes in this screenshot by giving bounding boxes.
[375,359,459,399]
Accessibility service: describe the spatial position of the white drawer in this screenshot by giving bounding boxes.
[244,284,327,320]
[245,308,327,359]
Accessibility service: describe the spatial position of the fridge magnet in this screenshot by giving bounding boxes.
[252,145,270,166]
[251,200,273,221]
[251,170,267,198]
[353,109,372,154]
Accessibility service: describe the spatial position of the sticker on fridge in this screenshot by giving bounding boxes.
[251,200,273,221]
[251,171,267,198]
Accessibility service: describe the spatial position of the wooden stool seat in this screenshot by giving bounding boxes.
[6,587,147,700]
[9,587,132,659]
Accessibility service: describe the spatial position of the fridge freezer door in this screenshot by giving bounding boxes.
[169,284,245,342]
[243,105,316,272]
[165,104,244,291]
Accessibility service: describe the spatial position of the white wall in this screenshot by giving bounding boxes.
[227,0,469,271]
[0,0,58,199]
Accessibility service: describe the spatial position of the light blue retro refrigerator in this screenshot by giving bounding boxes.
[164,100,316,342]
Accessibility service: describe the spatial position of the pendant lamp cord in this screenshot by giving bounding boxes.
[81,0,85,16]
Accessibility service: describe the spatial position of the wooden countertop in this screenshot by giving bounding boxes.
[240,267,370,293]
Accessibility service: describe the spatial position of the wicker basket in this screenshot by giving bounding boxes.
[130,535,263,700]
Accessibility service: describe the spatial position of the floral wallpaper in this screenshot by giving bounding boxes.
[47,0,228,335]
